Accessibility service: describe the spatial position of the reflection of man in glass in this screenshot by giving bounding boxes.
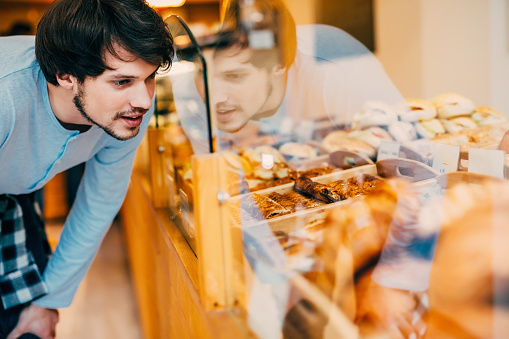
[192,1,296,133]
[173,0,403,153]
[194,41,288,133]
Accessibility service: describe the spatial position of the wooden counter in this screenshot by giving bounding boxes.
[120,171,256,339]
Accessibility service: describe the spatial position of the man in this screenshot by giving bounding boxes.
[171,0,403,153]
[0,0,173,337]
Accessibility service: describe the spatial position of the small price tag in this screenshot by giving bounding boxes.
[432,143,460,174]
[377,141,401,160]
[468,148,506,179]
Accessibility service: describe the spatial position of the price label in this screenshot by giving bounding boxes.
[432,143,460,174]
[378,141,401,160]
[468,148,506,179]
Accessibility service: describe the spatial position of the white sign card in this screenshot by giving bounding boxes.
[468,148,506,179]
[377,141,401,160]
[432,143,461,174]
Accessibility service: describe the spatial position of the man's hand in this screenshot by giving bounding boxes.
[6,304,59,339]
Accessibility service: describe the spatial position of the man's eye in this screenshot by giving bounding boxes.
[225,73,245,81]
[113,79,130,86]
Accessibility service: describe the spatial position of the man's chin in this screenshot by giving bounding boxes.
[218,120,248,134]
[103,126,140,141]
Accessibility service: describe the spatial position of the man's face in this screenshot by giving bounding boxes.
[73,47,158,140]
[194,47,275,133]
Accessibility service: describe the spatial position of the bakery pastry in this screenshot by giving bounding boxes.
[414,119,446,138]
[323,135,377,159]
[328,179,360,199]
[431,122,509,148]
[399,98,437,122]
[269,191,326,212]
[297,166,336,178]
[352,101,398,130]
[311,179,400,302]
[440,117,478,133]
[279,142,318,160]
[426,180,509,339]
[471,106,506,126]
[388,121,418,143]
[240,193,291,220]
[294,177,343,203]
[432,93,476,119]
[328,174,382,199]
[348,127,393,149]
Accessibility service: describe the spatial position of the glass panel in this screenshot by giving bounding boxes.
[150,15,213,251]
[161,1,509,338]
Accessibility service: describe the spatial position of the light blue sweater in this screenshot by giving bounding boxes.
[0,36,152,308]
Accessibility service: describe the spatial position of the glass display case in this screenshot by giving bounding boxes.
[138,1,509,338]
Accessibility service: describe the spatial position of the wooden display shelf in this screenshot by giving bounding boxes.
[120,171,256,339]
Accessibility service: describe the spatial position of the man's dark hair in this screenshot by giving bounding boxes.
[35,0,174,86]
[217,0,297,69]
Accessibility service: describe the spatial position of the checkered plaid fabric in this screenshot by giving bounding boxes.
[0,195,47,310]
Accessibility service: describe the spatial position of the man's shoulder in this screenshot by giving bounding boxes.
[0,36,38,79]
[296,24,372,61]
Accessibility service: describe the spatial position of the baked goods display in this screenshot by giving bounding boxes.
[210,144,354,195]
[322,93,508,161]
[430,121,509,148]
[399,93,507,142]
[229,173,384,225]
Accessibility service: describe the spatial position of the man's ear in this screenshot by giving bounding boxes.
[272,64,287,77]
[56,73,77,90]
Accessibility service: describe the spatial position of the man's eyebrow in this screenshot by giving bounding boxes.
[109,74,137,79]
[108,70,157,79]
[222,67,250,73]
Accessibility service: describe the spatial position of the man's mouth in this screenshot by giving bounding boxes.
[121,113,145,127]
[216,107,237,122]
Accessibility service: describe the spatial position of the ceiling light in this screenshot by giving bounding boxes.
[146,0,186,8]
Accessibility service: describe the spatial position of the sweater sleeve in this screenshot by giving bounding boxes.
[33,108,153,308]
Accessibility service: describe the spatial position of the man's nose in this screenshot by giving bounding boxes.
[131,84,154,110]
[212,85,227,104]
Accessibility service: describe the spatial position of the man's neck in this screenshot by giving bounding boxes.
[57,118,92,132]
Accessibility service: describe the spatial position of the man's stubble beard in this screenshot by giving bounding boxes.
[73,84,140,141]
[219,78,274,133]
